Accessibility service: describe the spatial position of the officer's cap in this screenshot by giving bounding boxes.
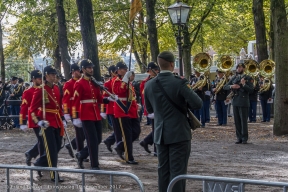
[116,62,128,70]
[147,62,159,72]
[44,65,58,75]
[108,65,117,74]
[236,62,245,69]
[70,63,80,74]
[30,70,42,82]
[79,59,94,72]
[11,76,18,81]
[158,51,175,62]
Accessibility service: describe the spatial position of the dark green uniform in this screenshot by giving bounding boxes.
[223,74,254,143]
[144,72,202,192]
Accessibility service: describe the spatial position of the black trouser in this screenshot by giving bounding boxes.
[104,115,122,145]
[156,140,191,192]
[233,106,249,142]
[26,127,44,158]
[70,126,86,151]
[116,117,141,161]
[34,127,62,179]
[143,119,156,152]
[81,120,102,168]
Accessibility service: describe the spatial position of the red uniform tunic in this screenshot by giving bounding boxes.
[19,86,39,128]
[29,83,64,136]
[62,78,78,115]
[103,79,114,115]
[140,75,153,116]
[112,77,138,118]
[72,76,104,121]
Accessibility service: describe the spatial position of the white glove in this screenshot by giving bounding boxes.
[107,95,118,102]
[122,71,134,83]
[100,113,107,119]
[64,114,71,121]
[63,120,67,129]
[37,120,49,128]
[73,118,82,128]
[147,113,154,119]
[20,125,28,132]
[137,104,142,112]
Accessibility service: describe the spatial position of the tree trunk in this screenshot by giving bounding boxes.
[0,23,4,81]
[56,0,71,79]
[271,0,288,136]
[76,0,101,80]
[133,50,145,73]
[145,0,159,62]
[53,45,62,71]
[252,0,269,62]
[269,15,274,60]
[183,25,192,79]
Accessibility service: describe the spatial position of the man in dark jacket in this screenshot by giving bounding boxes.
[144,51,202,192]
[223,62,254,144]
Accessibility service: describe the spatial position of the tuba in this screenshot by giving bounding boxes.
[192,53,212,90]
[214,55,233,94]
[258,59,275,93]
[244,59,259,87]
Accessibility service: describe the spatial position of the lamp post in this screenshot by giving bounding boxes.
[168,1,191,77]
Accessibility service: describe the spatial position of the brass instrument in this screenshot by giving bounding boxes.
[244,59,259,87]
[214,55,233,94]
[192,53,212,90]
[258,59,275,93]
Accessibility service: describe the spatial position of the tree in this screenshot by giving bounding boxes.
[271,0,288,135]
[145,0,159,62]
[76,0,101,80]
[252,0,268,62]
[55,0,71,79]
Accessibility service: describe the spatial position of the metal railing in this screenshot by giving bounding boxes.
[0,164,145,192]
[167,175,288,192]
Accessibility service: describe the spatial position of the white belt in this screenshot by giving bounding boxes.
[80,99,97,104]
[118,97,135,101]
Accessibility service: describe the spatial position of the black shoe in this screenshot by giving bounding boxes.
[242,141,247,144]
[216,124,222,126]
[126,160,138,165]
[37,171,43,178]
[140,141,151,153]
[65,144,75,158]
[25,152,32,166]
[83,159,89,162]
[91,167,100,170]
[114,148,124,160]
[228,115,232,117]
[75,153,84,169]
[235,140,242,144]
[51,175,64,183]
[103,140,112,152]
[261,120,266,122]
[153,152,157,157]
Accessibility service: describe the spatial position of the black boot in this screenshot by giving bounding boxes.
[25,152,32,166]
[65,144,75,158]
[75,152,84,169]
[103,140,112,152]
[140,141,151,153]
[114,147,124,160]
[51,172,64,182]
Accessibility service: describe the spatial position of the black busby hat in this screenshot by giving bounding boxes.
[79,59,94,72]
[70,63,80,74]
[108,65,117,74]
[236,62,245,69]
[116,61,128,70]
[158,51,175,62]
[18,78,24,84]
[44,65,57,75]
[147,62,159,72]
[30,70,42,82]
[11,76,18,81]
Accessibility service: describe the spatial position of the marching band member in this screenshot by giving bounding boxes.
[20,70,44,166]
[139,62,159,155]
[29,65,66,182]
[72,59,109,170]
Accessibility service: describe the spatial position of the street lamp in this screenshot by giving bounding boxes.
[168,1,191,76]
